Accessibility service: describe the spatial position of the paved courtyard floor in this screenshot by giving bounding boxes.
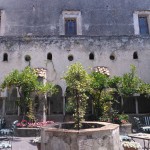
[12,137,37,150]
[10,135,146,150]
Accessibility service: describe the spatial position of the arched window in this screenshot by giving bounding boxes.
[3,53,8,61]
[133,51,138,59]
[89,53,94,60]
[47,53,52,60]
[48,85,63,114]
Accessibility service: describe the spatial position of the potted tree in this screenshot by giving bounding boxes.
[63,63,91,129]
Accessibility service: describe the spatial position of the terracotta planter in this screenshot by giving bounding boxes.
[37,143,41,150]
[123,147,138,150]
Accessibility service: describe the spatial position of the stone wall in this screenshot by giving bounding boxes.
[0,0,150,36]
[0,36,149,117]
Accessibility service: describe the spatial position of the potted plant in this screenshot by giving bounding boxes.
[122,141,141,150]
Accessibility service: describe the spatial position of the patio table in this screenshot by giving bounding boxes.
[128,133,150,150]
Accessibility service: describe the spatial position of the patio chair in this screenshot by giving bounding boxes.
[133,117,150,133]
[143,116,150,126]
[0,138,12,150]
[0,120,18,139]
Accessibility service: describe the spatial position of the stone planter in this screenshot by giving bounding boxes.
[37,143,41,150]
[120,123,132,135]
[15,128,40,137]
[41,122,120,150]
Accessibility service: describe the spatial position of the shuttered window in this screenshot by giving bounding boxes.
[139,16,149,35]
[65,18,77,35]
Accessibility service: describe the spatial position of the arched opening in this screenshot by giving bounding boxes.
[48,85,63,115]
[6,87,18,115]
[133,51,138,59]
[89,53,94,60]
[65,87,74,115]
[3,53,8,61]
[47,53,52,60]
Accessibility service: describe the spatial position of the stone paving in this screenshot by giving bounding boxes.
[11,137,37,150]
[8,134,147,150]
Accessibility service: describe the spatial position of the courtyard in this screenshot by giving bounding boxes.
[5,131,149,150]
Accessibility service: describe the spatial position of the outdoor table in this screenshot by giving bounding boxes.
[128,133,150,150]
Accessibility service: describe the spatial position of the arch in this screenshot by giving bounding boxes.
[133,51,138,59]
[65,87,74,115]
[3,53,8,61]
[47,53,52,60]
[6,87,18,115]
[48,85,63,115]
[89,52,94,60]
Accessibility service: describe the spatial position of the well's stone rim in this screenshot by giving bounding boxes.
[44,121,119,133]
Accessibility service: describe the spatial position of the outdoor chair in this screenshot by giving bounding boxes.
[143,116,150,126]
[0,138,12,150]
[133,117,150,133]
[120,135,131,142]
[0,118,6,130]
[0,120,18,139]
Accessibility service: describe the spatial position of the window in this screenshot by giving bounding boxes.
[3,53,8,61]
[133,11,150,35]
[89,53,94,60]
[68,55,74,61]
[65,18,77,35]
[59,11,82,35]
[133,51,138,59]
[110,54,115,60]
[47,53,52,60]
[25,55,31,62]
[139,17,149,35]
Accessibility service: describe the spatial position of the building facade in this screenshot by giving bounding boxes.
[0,0,150,121]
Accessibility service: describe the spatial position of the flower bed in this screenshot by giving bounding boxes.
[16,120,54,128]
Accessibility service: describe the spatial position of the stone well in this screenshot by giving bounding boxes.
[41,122,120,150]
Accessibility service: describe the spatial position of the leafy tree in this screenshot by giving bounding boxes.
[90,72,114,120]
[109,65,147,113]
[1,66,57,122]
[64,63,91,129]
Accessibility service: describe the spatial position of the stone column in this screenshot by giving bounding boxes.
[1,88,8,117]
[63,95,65,116]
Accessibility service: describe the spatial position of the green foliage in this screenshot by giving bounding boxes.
[64,63,91,129]
[90,72,109,91]
[89,72,114,120]
[120,65,142,96]
[138,82,150,96]
[113,114,129,124]
[110,65,142,97]
[1,66,57,121]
